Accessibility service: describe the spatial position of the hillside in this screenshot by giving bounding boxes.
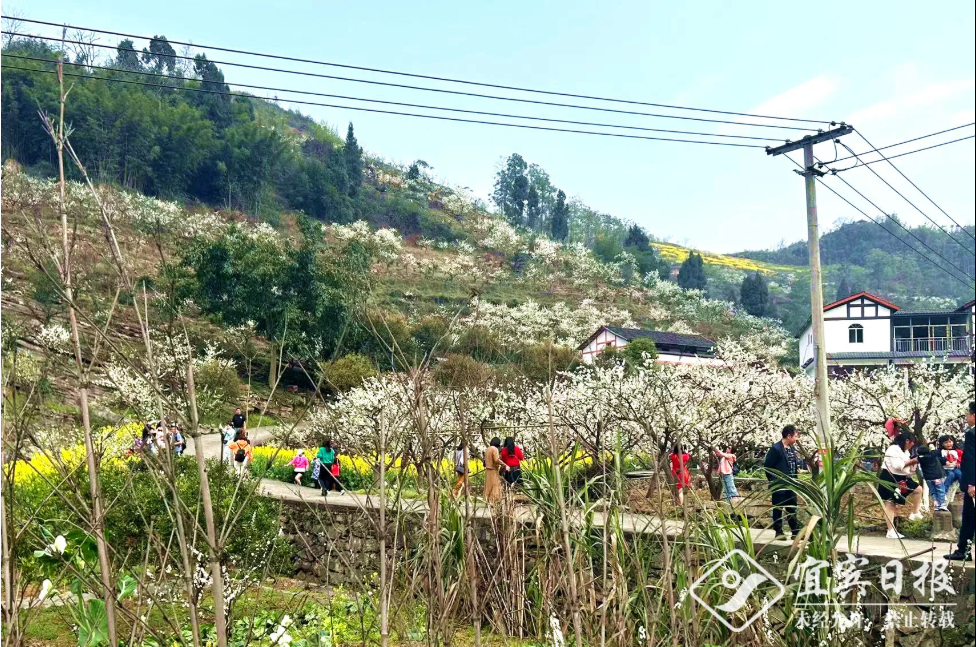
[1,157,793,428]
[734,217,975,307]
[6,31,968,370]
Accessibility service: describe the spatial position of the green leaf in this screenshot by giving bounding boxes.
[118,575,138,600]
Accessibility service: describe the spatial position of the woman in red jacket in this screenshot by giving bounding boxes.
[670,444,692,506]
[500,437,524,487]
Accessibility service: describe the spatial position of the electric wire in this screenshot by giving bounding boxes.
[0,31,819,133]
[828,167,976,277]
[3,16,833,125]
[854,128,975,242]
[828,136,975,173]
[836,140,975,255]
[0,54,783,142]
[784,155,975,289]
[0,64,767,149]
[829,123,974,163]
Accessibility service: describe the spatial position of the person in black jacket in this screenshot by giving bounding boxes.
[945,402,975,561]
[764,425,802,540]
[916,444,946,511]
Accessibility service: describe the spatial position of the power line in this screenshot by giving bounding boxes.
[3,15,833,126]
[835,139,976,256]
[854,129,975,242]
[1,54,783,143]
[2,31,818,133]
[786,157,975,289]
[829,123,974,163]
[811,163,975,286]
[1,64,767,149]
[828,135,974,172]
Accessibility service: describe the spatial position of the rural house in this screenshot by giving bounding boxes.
[799,292,975,376]
[579,326,722,366]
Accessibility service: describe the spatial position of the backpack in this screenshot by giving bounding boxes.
[235,445,247,462]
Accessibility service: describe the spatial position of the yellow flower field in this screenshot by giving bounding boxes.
[4,423,143,485]
[651,242,799,275]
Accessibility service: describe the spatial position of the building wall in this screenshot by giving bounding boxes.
[824,317,891,353]
[656,352,726,367]
[799,298,895,369]
[581,329,719,366]
[580,329,623,365]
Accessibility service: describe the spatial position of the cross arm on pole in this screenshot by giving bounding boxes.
[766,125,854,156]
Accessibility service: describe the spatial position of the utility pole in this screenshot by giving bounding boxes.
[767,125,853,446]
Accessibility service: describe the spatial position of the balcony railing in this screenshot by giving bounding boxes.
[894,337,973,353]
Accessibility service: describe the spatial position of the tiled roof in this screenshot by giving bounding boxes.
[603,326,715,351]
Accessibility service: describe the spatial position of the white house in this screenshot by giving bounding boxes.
[799,292,975,376]
[579,326,723,366]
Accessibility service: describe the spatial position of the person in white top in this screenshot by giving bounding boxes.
[878,432,922,539]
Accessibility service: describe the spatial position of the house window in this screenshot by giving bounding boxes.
[849,324,864,344]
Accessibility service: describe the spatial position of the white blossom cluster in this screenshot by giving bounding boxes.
[36,324,71,352]
[294,341,973,475]
[460,298,637,348]
[97,337,237,420]
[326,221,402,264]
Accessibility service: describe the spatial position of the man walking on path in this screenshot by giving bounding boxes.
[945,402,975,561]
[764,425,802,541]
[231,407,247,435]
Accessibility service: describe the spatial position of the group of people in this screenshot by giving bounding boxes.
[137,420,186,456]
[288,440,344,497]
[664,403,974,561]
[472,437,524,502]
[757,403,975,560]
[877,401,975,560]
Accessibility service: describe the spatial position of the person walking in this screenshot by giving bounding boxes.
[878,431,923,539]
[231,407,246,432]
[171,423,186,457]
[945,402,975,561]
[764,425,802,541]
[916,442,947,512]
[221,424,236,463]
[289,449,309,486]
[715,446,740,504]
[453,441,469,497]
[483,438,503,502]
[228,430,253,478]
[316,439,343,497]
[670,444,692,506]
[500,437,524,487]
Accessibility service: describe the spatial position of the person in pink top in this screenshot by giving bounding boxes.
[715,447,740,503]
[289,449,309,485]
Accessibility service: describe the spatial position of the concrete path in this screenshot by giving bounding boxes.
[184,426,278,458]
[256,478,971,568]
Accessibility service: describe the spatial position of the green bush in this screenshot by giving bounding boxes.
[321,353,377,392]
[9,455,290,581]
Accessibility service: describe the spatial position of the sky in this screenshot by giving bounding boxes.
[5,1,975,253]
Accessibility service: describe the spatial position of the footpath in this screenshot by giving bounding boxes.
[187,431,971,570]
[256,478,973,569]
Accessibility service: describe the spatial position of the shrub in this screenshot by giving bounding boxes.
[411,317,450,358]
[7,441,290,580]
[433,354,494,389]
[321,353,377,392]
[511,341,578,382]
